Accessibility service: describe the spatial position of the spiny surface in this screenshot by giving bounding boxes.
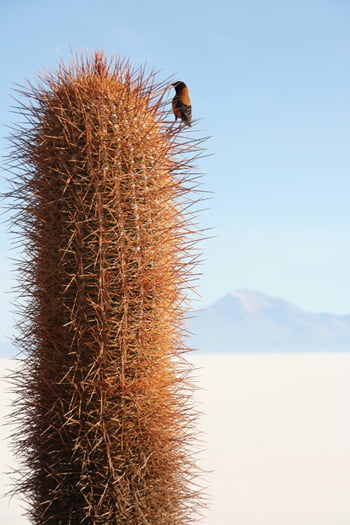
[8,53,204,525]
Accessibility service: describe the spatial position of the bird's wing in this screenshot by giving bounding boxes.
[173,98,192,122]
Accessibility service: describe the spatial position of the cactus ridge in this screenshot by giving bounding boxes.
[7,52,205,524]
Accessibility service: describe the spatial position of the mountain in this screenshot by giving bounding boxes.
[2,291,349,357]
[187,290,350,353]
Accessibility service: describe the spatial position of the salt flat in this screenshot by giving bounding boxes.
[1,353,350,524]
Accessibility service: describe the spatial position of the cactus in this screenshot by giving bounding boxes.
[8,52,204,524]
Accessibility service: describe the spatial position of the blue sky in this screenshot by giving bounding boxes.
[1,0,350,349]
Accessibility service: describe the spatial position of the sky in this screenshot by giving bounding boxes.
[1,0,350,352]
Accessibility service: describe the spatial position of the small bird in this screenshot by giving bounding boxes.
[171,81,192,126]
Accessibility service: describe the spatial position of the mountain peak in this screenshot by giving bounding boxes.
[230,290,272,314]
[190,291,350,353]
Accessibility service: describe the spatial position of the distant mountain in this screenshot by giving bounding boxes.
[187,290,350,353]
[3,291,350,357]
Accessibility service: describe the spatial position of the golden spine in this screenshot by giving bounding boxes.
[8,52,204,524]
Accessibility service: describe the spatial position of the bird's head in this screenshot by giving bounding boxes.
[172,81,187,93]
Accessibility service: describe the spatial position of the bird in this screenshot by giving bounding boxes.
[171,81,192,126]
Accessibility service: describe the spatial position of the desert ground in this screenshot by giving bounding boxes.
[1,353,350,524]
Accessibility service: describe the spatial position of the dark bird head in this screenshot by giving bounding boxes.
[172,81,187,93]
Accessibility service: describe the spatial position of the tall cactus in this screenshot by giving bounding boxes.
[8,52,204,524]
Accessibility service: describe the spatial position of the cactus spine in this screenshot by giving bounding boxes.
[9,52,203,524]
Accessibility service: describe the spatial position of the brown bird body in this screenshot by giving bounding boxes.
[172,81,192,126]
